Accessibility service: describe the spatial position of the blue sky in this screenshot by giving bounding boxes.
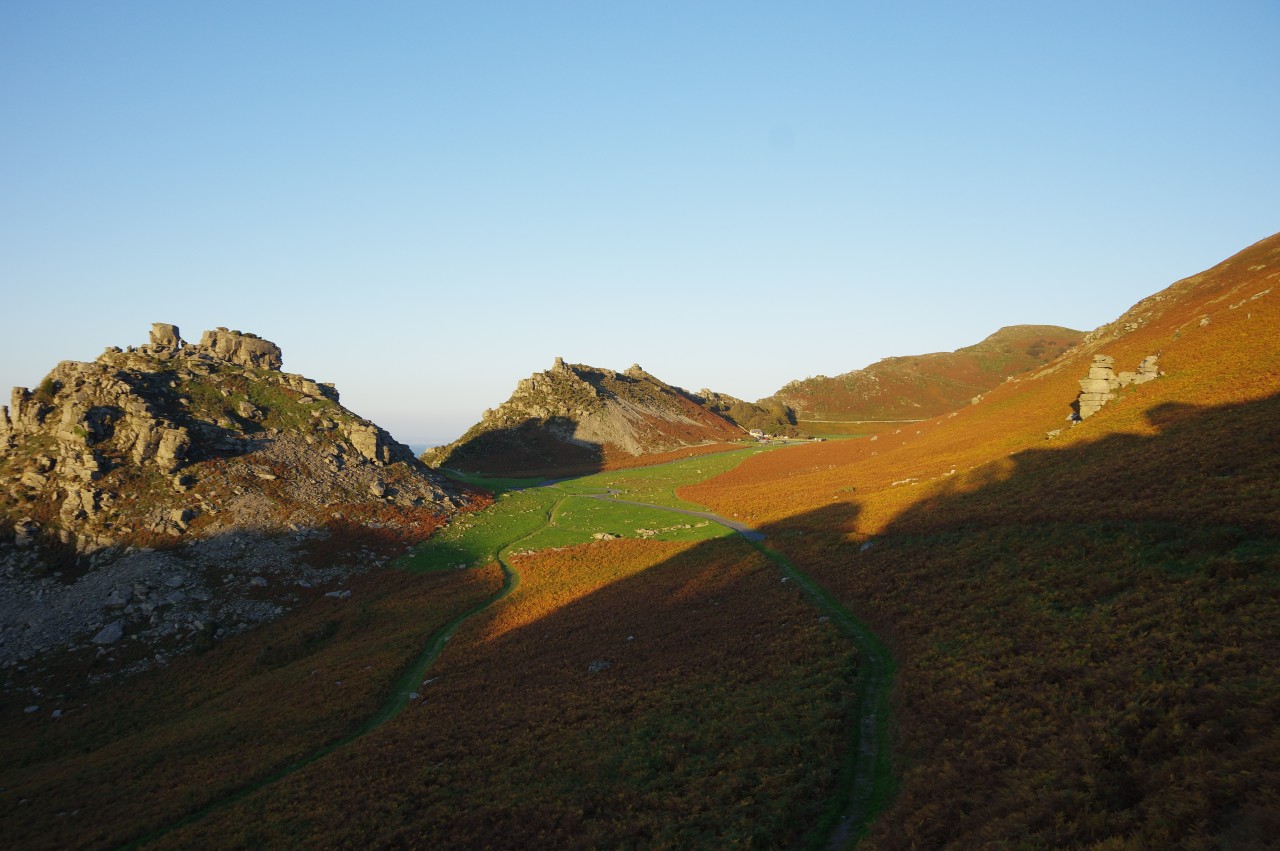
[2,2,1277,447]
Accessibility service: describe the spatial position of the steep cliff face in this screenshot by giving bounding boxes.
[424,359,746,476]
[0,325,463,555]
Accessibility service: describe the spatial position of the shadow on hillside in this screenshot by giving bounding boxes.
[882,394,1280,537]
[435,415,607,478]
[331,510,870,849]
[12,392,1278,847]
[744,390,1280,849]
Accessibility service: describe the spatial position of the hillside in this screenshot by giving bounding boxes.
[3,235,1276,850]
[683,232,1280,847]
[423,359,747,476]
[0,324,473,689]
[768,324,1083,427]
[694,389,801,437]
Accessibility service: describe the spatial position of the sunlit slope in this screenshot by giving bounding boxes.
[682,231,1280,848]
[768,324,1082,422]
[684,231,1280,533]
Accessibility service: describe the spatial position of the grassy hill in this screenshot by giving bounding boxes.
[682,231,1280,847]
[768,324,1083,429]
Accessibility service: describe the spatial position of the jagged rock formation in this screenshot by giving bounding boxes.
[1,325,461,554]
[424,358,746,475]
[768,325,1084,422]
[1075,354,1160,419]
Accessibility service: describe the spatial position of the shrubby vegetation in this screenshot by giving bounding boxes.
[680,233,1280,848]
[156,538,860,849]
[0,564,503,849]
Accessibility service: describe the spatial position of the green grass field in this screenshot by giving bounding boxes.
[545,445,777,507]
[407,453,771,571]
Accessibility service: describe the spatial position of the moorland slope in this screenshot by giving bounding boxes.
[684,231,1280,847]
[768,324,1082,428]
[3,234,1276,850]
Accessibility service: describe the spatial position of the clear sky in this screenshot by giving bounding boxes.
[3,2,1277,448]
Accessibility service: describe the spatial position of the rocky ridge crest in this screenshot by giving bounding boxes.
[423,358,746,475]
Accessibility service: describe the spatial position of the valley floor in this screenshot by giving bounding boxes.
[1,445,887,849]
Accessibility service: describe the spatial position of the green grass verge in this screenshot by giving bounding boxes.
[518,494,731,550]
[439,469,548,495]
[402,488,563,572]
[554,446,776,508]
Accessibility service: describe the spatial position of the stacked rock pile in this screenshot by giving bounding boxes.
[1076,354,1160,420]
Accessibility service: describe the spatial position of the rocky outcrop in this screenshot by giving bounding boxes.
[425,359,747,475]
[1,324,461,555]
[149,323,182,350]
[196,328,284,369]
[1075,354,1160,419]
[1117,355,1161,389]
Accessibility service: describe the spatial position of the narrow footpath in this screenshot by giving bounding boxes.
[585,489,894,848]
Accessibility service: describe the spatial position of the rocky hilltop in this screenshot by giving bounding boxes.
[424,358,746,476]
[0,325,468,686]
[768,324,1083,424]
[1,323,462,553]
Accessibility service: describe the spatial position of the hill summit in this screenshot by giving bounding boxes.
[768,324,1083,425]
[424,358,746,476]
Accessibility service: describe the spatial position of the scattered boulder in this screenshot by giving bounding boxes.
[13,518,38,546]
[92,621,124,645]
[237,401,264,421]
